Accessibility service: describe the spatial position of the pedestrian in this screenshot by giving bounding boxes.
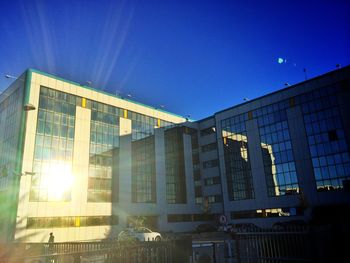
[48,232,55,243]
[48,232,54,252]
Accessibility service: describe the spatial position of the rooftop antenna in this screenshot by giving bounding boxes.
[303,68,308,80]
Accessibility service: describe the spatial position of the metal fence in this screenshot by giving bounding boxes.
[0,240,190,263]
[192,240,236,263]
[3,227,342,263]
[234,227,312,263]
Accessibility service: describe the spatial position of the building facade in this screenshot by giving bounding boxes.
[0,66,349,242]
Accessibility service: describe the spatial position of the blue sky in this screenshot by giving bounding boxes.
[0,0,349,120]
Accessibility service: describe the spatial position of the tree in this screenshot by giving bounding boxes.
[133,216,147,229]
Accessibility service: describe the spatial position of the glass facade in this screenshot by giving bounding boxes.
[29,87,176,203]
[204,176,221,186]
[296,85,350,191]
[164,127,186,204]
[201,143,217,153]
[221,114,255,201]
[203,159,219,169]
[0,85,24,189]
[27,215,118,229]
[206,194,223,203]
[130,112,157,141]
[31,87,76,202]
[231,207,303,219]
[3,67,349,242]
[88,109,119,202]
[186,127,202,204]
[253,101,299,196]
[200,127,216,136]
[132,136,156,203]
[129,111,173,203]
[167,213,217,223]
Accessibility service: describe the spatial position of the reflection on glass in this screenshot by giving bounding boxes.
[221,114,255,201]
[252,101,299,196]
[132,135,156,203]
[298,86,350,191]
[165,127,186,204]
[30,87,76,202]
[259,120,299,196]
[39,162,74,201]
[88,110,119,202]
[130,112,175,203]
[0,85,24,188]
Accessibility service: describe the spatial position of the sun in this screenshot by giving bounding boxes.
[40,162,74,201]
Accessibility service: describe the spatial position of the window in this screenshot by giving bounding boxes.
[204,176,221,186]
[231,207,303,219]
[200,127,216,136]
[206,195,222,203]
[165,127,187,204]
[221,113,255,201]
[298,85,350,191]
[250,99,300,196]
[201,143,217,153]
[26,215,118,229]
[88,110,119,203]
[132,136,156,203]
[259,119,299,196]
[0,86,23,188]
[30,87,76,202]
[203,159,219,169]
[167,213,217,223]
[328,130,338,141]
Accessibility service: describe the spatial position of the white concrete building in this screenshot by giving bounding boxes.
[1,66,349,242]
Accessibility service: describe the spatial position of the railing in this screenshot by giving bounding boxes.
[234,226,312,263]
[0,240,185,263]
[2,227,331,263]
[192,239,236,263]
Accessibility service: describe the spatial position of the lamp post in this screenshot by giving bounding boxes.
[5,74,17,79]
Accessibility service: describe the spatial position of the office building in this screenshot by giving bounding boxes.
[0,66,349,242]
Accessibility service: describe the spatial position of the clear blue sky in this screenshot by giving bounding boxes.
[0,0,349,120]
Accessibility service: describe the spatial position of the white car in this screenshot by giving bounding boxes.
[118,227,162,241]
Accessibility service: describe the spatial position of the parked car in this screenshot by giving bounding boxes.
[118,227,162,241]
[196,224,217,233]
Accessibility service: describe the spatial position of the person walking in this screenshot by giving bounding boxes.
[48,232,55,243]
[48,232,55,252]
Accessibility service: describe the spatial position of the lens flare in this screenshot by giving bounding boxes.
[40,163,74,201]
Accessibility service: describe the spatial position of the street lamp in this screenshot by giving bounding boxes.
[12,171,36,177]
[5,74,17,79]
[24,103,36,111]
